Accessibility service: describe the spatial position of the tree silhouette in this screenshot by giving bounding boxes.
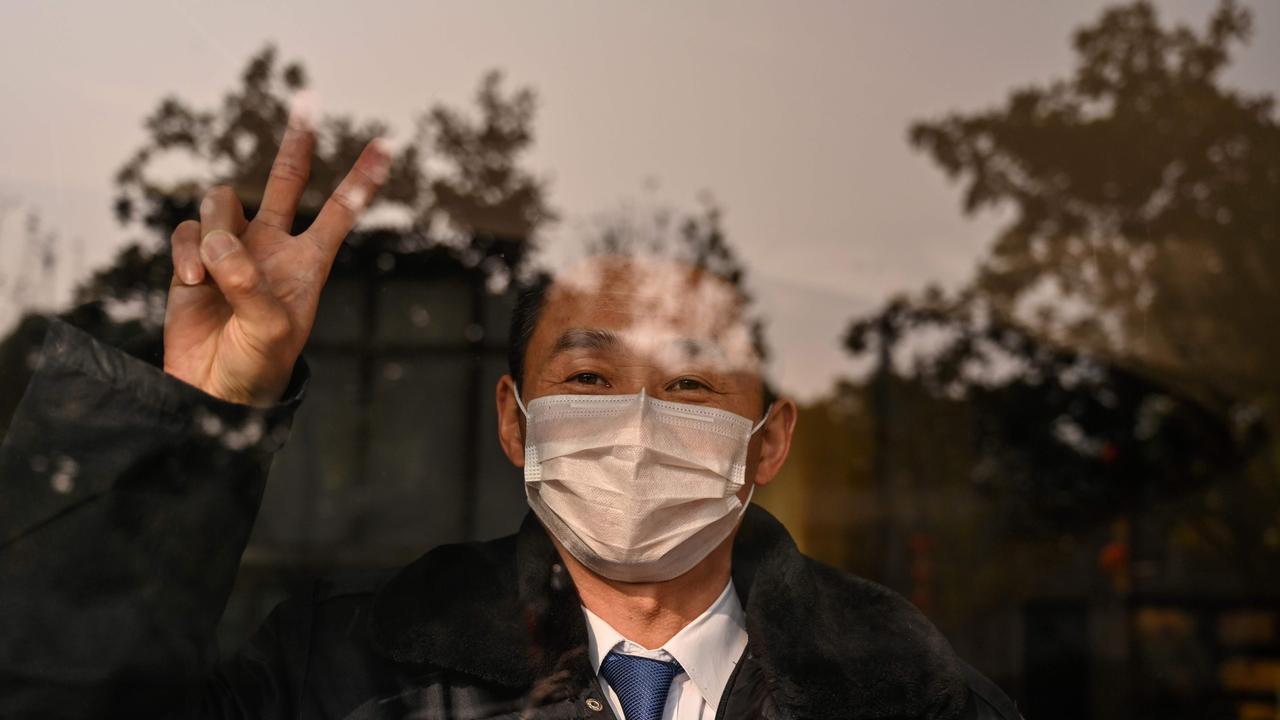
[847,292,1256,531]
[68,45,553,321]
[111,46,552,281]
[584,194,770,364]
[114,46,419,239]
[845,0,1278,583]
[422,70,556,271]
[1,47,554,436]
[908,0,1278,422]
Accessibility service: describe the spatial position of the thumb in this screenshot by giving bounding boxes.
[200,230,290,346]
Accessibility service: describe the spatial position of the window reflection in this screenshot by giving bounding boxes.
[1,2,1278,718]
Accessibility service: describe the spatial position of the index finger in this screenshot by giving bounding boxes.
[304,139,391,257]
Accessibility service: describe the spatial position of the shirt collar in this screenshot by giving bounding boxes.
[581,580,748,711]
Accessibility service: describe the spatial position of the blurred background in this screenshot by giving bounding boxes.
[2,2,1279,718]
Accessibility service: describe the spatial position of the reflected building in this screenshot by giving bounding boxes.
[217,229,529,651]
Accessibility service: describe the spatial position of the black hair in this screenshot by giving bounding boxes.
[507,272,553,394]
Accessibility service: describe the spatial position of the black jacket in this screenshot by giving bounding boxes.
[0,321,1020,719]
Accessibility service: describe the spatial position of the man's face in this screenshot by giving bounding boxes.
[498,255,790,493]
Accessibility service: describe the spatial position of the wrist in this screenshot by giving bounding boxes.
[163,366,287,408]
[210,378,289,408]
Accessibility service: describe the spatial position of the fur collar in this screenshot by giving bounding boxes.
[368,506,969,719]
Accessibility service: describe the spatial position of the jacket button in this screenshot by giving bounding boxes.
[585,698,604,712]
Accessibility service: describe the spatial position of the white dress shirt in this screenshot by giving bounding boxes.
[582,580,749,720]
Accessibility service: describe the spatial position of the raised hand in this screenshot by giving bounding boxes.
[163,111,390,406]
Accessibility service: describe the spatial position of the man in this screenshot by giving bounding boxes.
[0,113,1020,719]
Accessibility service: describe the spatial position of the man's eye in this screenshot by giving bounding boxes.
[669,377,710,392]
[568,372,608,386]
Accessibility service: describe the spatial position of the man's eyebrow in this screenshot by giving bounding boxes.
[551,328,621,356]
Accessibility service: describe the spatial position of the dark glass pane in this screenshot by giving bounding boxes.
[310,278,366,345]
[374,278,472,347]
[364,356,469,555]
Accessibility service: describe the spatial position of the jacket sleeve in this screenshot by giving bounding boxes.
[0,319,308,719]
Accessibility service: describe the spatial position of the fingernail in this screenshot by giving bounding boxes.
[368,138,392,184]
[201,231,236,263]
[200,195,215,218]
[179,262,201,285]
[289,90,315,131]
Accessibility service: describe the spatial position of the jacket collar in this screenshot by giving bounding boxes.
[368,506,970,720]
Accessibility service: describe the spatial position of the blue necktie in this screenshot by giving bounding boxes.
[599,650,684,720]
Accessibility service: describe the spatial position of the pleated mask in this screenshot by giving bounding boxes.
[516,388,770,582]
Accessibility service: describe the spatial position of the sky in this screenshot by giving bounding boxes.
[1,1,1277,400]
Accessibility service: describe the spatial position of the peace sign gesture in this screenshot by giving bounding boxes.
[162,111,390,406]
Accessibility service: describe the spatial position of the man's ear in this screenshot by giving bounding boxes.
[752,397,798,488]
[495,374,525,468]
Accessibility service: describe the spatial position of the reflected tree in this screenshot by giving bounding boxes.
[0,46,554,434]
[421,70,556,273]
[846,0,1279,586]
[585,194,770,363]
[104,46,552,317]
[908,0,1278,424]
[113,46,421,239]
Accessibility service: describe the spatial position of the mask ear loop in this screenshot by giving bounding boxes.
[738,402,774,508]
[513,387,540,477]
[513,385,530,419]
[751,403,774,435]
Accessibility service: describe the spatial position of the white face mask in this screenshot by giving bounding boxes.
[515,387,770,583]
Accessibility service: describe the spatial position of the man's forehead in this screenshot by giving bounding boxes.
[534,255,760,372]
[552,326,739,364]
[545,255,744,323]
